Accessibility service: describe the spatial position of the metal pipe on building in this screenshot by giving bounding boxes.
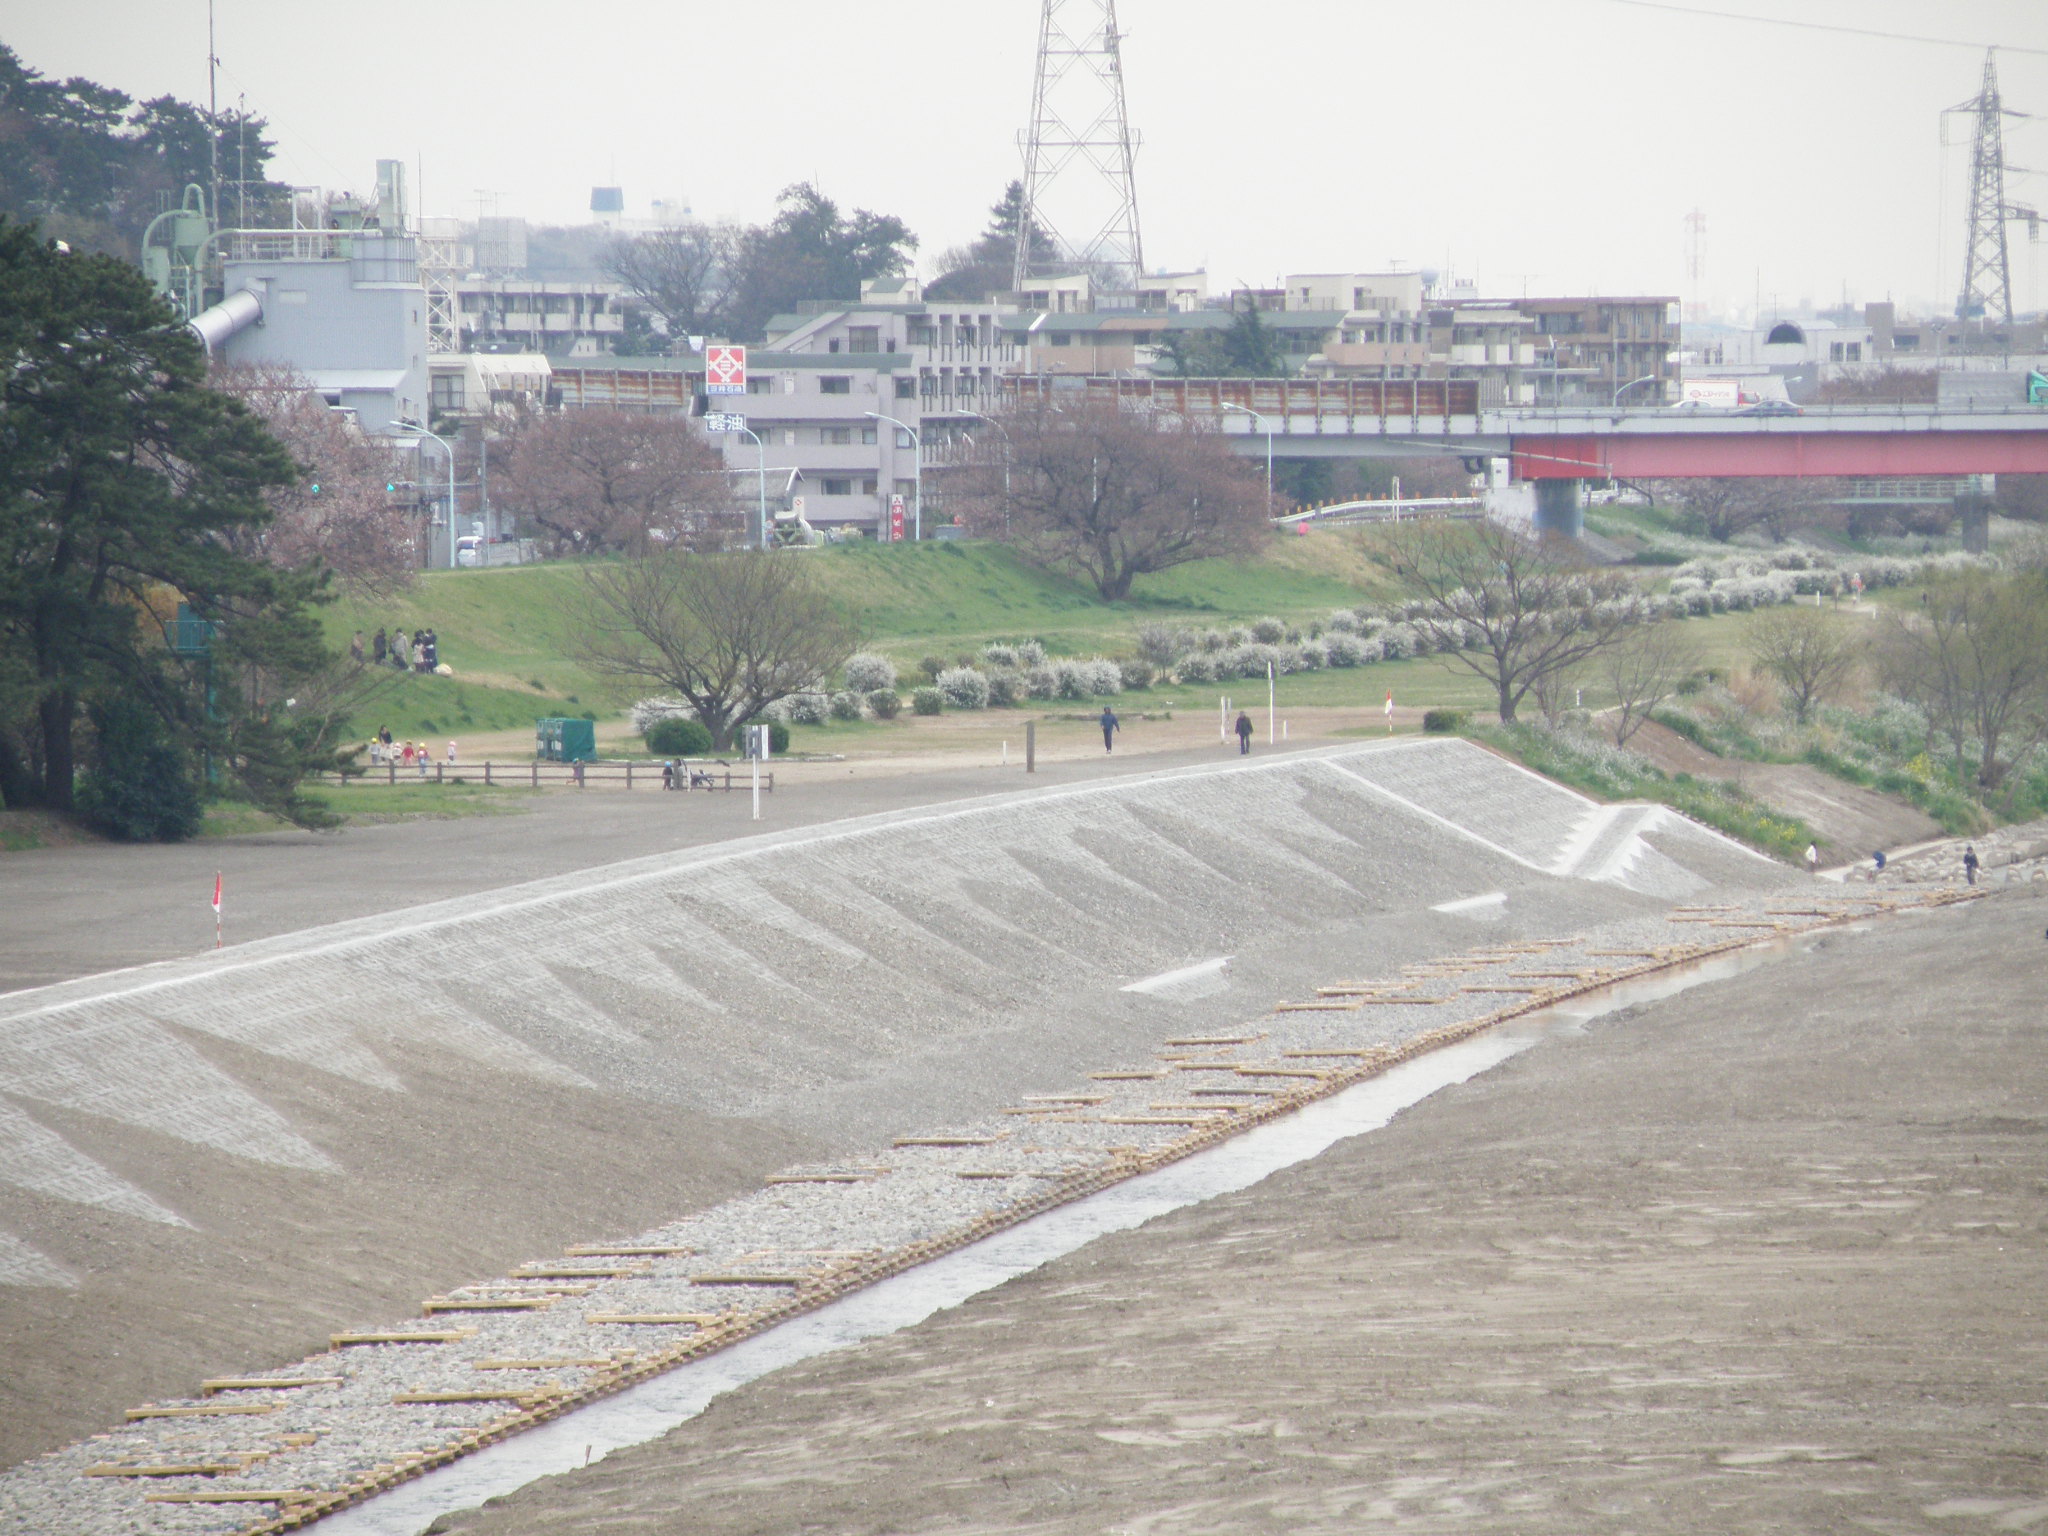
[186,288,263,354]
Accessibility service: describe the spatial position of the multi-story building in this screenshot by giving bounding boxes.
[454,275,625,357]
[1511,296,1679,407]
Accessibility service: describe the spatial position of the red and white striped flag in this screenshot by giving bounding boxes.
[211,872,222,917]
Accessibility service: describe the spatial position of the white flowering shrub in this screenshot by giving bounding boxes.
[1326,609,1361,635]
[842,652,896,693]
[1249,616,1287,644]
[986,669,1022,706]
[1176,652,1218,683]
[981,643,1019,670]
[937,667,990,709]
[1079,658,1123,695]
[1294,641,1326,671]
[1134,623,1192,667]
[829,690,865,721]
[1325,634,1366,667]
[1015,639,1049,667]
[1377,623,1419,661]
[1789,569,1842,596]
[1023,664,1058,699]
[783,690,831,726]
[1119,658,1155,689]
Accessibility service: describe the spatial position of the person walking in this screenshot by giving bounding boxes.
[1963,845,1980,886]
[1235,710,1254,755]
[415,742,429,778]
[1873,849,1886,875]
[372,628,388,666]
[1804,843,1819,875]
[349,630,365,664]
[423,629,439,670]
[446,740,457,766]
[1099,704,1120,754]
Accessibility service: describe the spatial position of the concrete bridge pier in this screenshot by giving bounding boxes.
[1532,478,1584,538]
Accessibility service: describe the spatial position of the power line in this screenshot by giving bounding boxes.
[1594,0,2048,58]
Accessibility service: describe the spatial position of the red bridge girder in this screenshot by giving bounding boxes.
[1511,430,2048,480]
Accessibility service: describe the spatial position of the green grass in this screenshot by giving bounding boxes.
[324,533,1411,719]
[1475,724,1813,862]
[296,780,541,824]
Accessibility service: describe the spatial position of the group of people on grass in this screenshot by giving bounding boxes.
[350,627,441,673]
[367,726,455,772]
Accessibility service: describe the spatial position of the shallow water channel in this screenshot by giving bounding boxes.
[315,934,1821,1536]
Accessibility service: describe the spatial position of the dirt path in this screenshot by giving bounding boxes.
[429,889,2048,1536]
[1625,718,1941,861]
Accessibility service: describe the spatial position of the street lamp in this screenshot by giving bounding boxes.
[731,423,769,550]
[1612,374,1660,407]
[865,410,921,541]
[959,409,1013,539]
[1221,402,1274,516]
[398,418,457,569]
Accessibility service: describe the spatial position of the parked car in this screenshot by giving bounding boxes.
[1738,399,1804,417]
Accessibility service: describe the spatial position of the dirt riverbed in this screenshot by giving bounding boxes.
[427,888,2048,1536]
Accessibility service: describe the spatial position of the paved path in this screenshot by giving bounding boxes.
[0,740,1251,994]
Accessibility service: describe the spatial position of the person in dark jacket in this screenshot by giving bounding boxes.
[371,628,387,665]
[1235,711,1253,755]
[1963,845,1979,885]
[1099,705,1119,754]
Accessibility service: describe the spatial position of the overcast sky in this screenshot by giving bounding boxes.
[14,1,2048,320]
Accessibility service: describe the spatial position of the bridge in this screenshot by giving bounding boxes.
[1000,376,2048,533]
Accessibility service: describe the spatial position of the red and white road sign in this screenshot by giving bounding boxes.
[889,493,906,542]
[705,345,747,395]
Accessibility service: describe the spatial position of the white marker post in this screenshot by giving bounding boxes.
[1267,662,1276,745]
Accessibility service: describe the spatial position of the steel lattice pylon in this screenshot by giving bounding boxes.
[1013,0,1145,292]
[1951,51,2038,322]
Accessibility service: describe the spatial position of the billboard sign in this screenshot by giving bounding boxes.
[705,345,747,396]
[889,493,906,542]
[702,412,747,433]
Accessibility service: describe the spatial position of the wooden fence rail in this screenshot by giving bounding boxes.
[316,762,773,793]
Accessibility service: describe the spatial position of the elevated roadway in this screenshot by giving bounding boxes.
[1003,375,2048,475]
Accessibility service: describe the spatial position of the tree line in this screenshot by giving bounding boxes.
[0,46,290,257]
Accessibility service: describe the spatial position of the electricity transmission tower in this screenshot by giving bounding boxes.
[1013,0,1145,292]
[1948,50,2039,322]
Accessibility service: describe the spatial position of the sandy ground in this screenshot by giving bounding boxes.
[426,889,2048,1536]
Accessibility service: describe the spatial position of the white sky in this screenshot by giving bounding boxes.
[13,0,2048,320]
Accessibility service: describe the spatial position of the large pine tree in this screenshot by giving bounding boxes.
[0,218,342,829]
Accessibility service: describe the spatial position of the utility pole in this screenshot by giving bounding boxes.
[1949,50,2039,323]
[206,0,220,231]
[1014,0,1145,293]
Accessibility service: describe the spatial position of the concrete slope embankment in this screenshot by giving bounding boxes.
[0,739,1789,1465]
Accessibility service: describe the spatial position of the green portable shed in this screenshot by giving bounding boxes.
[535,717,596,762]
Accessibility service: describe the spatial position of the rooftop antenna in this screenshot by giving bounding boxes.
[1013,0,1145,292]
[1946,50,2040,322]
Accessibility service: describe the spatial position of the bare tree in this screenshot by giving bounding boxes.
[1877,568,2048,790]
[954,400,1269,601]
[496,410,738,556]
[1745,605,1860,725]
[575,551,859,750]
[1384,519,1646,726]
[1600,619,1704,745]
[1650,477,1826,543]
[209,362,418,596]
[599,222,739,345]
